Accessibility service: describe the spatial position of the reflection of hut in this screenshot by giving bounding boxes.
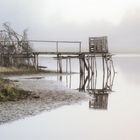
[89,36,108,53]
[89,93,108,110]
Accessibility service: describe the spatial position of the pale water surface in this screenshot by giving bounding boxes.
[0,56,140,140]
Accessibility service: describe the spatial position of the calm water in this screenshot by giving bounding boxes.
[1,56,140,140]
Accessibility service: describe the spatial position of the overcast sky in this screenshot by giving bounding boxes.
[0,0,140,53]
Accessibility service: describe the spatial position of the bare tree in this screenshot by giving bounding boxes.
[0,22,33,67]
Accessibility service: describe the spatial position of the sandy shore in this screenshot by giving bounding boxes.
[0,74,88,125]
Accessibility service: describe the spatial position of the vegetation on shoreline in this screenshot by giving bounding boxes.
[0,78,32,102]
[0,66,48,75]
[0,64,70,102]
[0,66,66,76]
[0,66,33,73]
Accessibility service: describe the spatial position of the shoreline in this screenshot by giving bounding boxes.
[0,72,88,125]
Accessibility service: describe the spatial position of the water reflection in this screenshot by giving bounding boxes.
[87,71,115,110]
[1,57,140,140]
[89,93,108,109]
[57,67,115,110]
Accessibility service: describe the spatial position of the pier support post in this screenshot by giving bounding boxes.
[33,53,39,71]
[57,54,62,73]
[79,54,85,75]
[66,57,68,73]
[69,57,71,73]
[102,54,105,89]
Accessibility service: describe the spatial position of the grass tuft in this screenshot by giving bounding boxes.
[0,78,32,101]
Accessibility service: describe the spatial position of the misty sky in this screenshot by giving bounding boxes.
[0,0,140,53]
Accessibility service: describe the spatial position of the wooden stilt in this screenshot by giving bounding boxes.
[69,74,71,88]
[69,58,71,73]
[102,54,105,89]
[57,54,59,72]
[66,58,68,73]
[58,55,62,73]
[79,54,84,74]
[87,54,90,90]
[37,54,39,70]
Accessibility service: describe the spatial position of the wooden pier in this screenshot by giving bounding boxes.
[0,36,115,110]
[0,36,115,79]
[30,37,115,79]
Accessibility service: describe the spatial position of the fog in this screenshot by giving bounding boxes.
[0,0,140,53]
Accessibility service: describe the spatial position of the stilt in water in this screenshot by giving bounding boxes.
[33,53,39,70]
[66,57,68,73]
[69,57,71,73]
[57,54,62,73]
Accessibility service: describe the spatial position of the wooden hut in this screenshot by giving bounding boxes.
[89,36,108,53]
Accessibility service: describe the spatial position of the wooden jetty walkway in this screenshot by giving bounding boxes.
[30,37,115,77]
[0,36,115,103]
[0,36,115,80]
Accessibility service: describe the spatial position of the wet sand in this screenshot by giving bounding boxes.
[0,74,88,125]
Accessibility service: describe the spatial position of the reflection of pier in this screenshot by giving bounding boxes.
[79,50,115,110]
[57,66,115,110]
[89,93,109,110]
[79,54,115,91]
[80,64,115,110]
[88,80,114,110]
